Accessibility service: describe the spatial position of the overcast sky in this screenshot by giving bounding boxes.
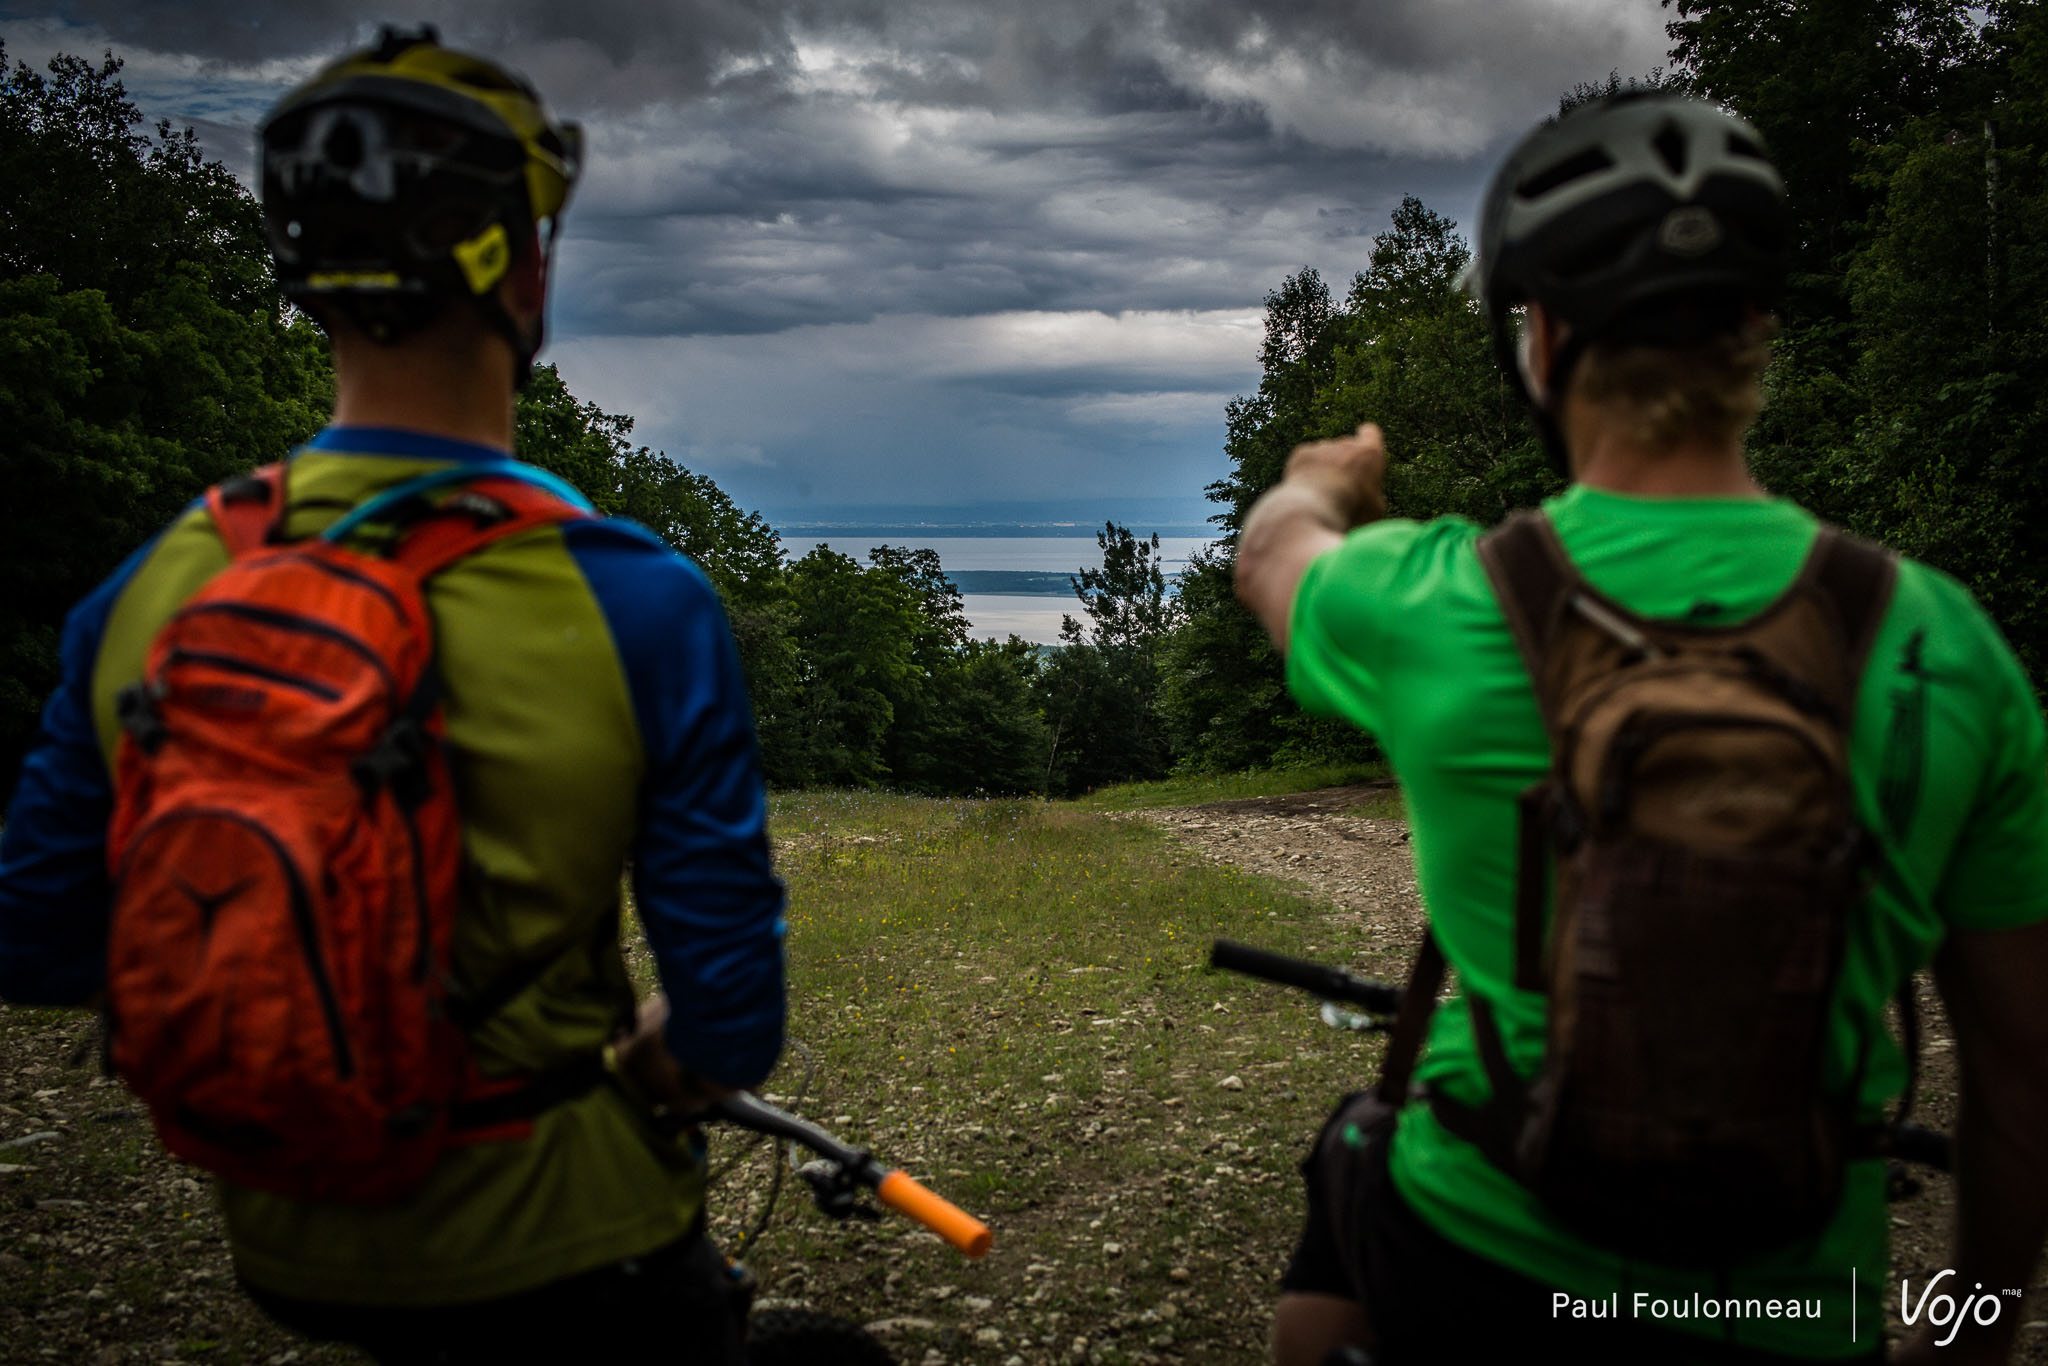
[2,1,1672,523]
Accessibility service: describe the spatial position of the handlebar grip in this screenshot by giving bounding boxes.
[1210,939,1401,1014]
[876,1169,993,1259]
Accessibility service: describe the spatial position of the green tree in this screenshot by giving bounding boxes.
[1033,523,1180,794]
[1166,197,1531,774]
[1664,0,1987,335]
[780,547,921,787]
[1834,0,2048,680]
[0,44,330,794]
[1662,0,2046,686]
[1333,196,1552,525]
[910,637,1050,796]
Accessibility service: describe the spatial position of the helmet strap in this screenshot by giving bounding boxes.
[473,291,540,389]
[1518,315,1591,477]
[473,230,552,389]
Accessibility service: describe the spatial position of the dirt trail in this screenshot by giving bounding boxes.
[1119,784,2048,1362]
[1120,783,1425,964]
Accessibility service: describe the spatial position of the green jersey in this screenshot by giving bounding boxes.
[1287,484,2048,1358]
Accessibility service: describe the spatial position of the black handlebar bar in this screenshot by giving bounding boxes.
[715,1091,891,1185]
[1210,939,1402,1015]
[1210,939,1956,1179]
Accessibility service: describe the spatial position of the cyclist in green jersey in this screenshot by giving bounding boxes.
[1236,94,2048,1366]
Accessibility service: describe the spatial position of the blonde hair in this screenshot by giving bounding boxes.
[1570,316,1778,451]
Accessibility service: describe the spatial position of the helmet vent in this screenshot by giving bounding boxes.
[323,117,365,170]
[1516,147,1615,200]
[373,25,440,63]
[1653,122,1688,176]
[1727,132,1767,161]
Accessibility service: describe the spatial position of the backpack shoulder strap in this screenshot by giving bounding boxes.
[316,463,597,578]
[1793,525,1899,690]
[204,464,288,558]
[1475,510,1582,727]
[391,475,594,579]
[1477,511,1584,994]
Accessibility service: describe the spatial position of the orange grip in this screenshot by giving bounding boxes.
[876,1169,993,1259]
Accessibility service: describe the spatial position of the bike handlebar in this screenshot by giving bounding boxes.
[1210,939,1402,1014]
[877,1170,994,1258]
[712,1092,993,1259]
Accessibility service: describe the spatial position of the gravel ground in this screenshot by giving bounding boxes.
[2,784,2041,1364]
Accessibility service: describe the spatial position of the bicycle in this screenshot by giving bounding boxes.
[693,1087,993,1365]
[1209,937,1954,1366]
[1207,937,1954,1174]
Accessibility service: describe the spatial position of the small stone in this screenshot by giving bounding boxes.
[963,1295,993,1312]
[0,1131,59,1151]
[974,1328,1002,1346]
[1167,1267,1191,1283]
[1102,1241,1123,1255]
[1217,1075,1243,1091]
[863,1317,939,1337]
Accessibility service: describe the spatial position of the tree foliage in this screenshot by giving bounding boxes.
[0,44,330,793]
[1668,0,2048,682]
[1168,196,1544,772]
[1034,524,1181,795]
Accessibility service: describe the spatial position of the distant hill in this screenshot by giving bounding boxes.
[944,570,1078,596]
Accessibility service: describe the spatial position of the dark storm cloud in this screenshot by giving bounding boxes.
[52,0,800,100]
[10,0,1668,507]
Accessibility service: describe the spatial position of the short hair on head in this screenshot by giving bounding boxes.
[1569,312,1777,452]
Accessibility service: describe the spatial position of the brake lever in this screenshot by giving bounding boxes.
[798,1157,880,1221]
[1320,1001,1392,1033]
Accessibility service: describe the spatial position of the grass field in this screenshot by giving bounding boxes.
[1074,763,1387,812]
[0,787,1405,1365]
[631,789,1411,1365]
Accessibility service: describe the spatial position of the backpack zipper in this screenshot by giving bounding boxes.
[165,649,342,703]
[178,602,398,702]
[270,552,408,620]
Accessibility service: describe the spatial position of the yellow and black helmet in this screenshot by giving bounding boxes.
[259,25,582,370]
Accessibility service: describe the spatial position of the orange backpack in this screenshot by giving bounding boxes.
[105,461,591,1202]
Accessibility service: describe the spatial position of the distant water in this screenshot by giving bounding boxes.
[777,531,1219,646]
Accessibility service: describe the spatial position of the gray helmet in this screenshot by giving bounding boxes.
[1474,92,1788,443]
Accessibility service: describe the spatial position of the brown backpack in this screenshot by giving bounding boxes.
[1385,510,1903,1266]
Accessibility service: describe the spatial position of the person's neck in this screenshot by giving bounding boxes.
[1564,416,1763,498]
[328,334,517,453]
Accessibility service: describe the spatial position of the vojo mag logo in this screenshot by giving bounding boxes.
[1898,1270,2023,1349]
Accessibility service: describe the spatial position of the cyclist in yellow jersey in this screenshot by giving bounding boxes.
[1236,94,2048,1366]
[0,28,780,1364]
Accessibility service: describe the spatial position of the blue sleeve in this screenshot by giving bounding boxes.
[566,519,787,1089]
[0,538,161,1005]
